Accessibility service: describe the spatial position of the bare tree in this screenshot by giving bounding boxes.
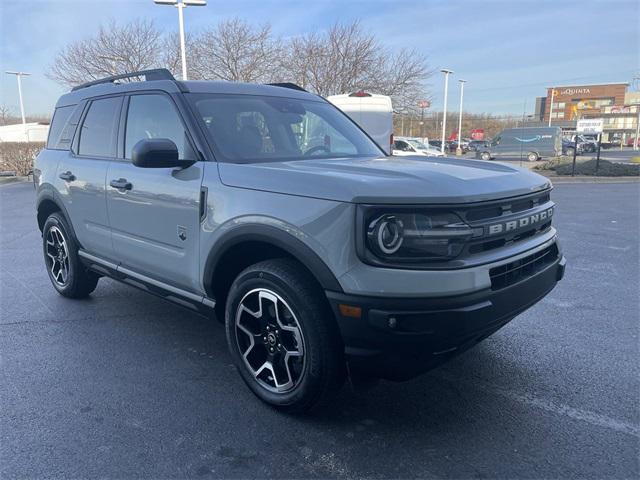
[282,21,432,109]
[0,105,13,126]
[47,19,164,87]
[191,18,282,83]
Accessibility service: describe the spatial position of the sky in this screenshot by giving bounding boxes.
[1,0,638,118]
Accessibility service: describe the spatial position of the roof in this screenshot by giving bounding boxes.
[56,78,320,108]
[546,82,629,89]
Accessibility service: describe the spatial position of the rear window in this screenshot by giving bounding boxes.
[78,97,121,157]
[47,105,75,150]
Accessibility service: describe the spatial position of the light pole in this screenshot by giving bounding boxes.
[5,71,30,138]
[154,0,206,80]
[456,79,466,156]
[440,69,453,154]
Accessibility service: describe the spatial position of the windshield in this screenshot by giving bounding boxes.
[188,93,383,163]
[407,139,429,150]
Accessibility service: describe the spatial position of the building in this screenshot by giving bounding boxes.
[532,82,639,144]
[0,122,50,143]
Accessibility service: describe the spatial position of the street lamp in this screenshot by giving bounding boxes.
[456,79,466,156]
[548,87,555,127]
[154,0,206,81]
[5,71,30,137]
[440,69,454,154]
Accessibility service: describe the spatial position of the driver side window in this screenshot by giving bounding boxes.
[125,94,196,160]
[394,140,411,152]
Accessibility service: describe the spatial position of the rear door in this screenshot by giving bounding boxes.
[106,92,204,292]
[56,95,122,258]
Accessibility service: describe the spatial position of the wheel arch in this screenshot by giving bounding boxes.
[36,190,78,244]
[204,225,343,308]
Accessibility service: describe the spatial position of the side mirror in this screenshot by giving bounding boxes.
[132,138,184,168]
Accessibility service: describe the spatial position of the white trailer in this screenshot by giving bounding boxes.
[326,92,393,155]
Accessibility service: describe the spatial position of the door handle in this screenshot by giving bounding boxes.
[59,171,75,182]
[110,178,132,190]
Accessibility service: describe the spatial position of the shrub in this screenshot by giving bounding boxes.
[0,142,45,176]
[555,159,640,176]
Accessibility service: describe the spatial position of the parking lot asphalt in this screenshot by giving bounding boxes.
[1,180,638,479]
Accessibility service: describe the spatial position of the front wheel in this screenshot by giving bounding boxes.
[527,152,539,162]
[42,212,99,298]
[225,258,344,412]
[480,151,491,161]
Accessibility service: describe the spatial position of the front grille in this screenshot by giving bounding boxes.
[489,244,558,290]
[459,190,553,256]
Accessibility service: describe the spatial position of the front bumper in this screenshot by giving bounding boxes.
[327,252,566,381]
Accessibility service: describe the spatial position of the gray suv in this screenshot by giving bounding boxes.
[34,69,566,412]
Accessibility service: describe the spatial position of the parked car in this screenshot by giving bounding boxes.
[475,127,562,161]
[566,134,597,153]
[468,140,490,152]
[393,137,444,157]
[327,91,393,155]
[561,139,584,157]
[35,69,565,412]
[428,139,445,151]
[447,140,469,153]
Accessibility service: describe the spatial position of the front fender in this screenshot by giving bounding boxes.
[202,220,343,296]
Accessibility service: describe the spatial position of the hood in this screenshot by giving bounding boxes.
[218,155,551,204]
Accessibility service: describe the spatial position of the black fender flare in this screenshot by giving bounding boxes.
[203,224,343,296]
[35,187,79,243]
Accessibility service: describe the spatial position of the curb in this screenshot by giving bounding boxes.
[542,175,640,184]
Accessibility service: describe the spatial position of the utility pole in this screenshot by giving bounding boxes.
[5,71,30,138]
[548,87,555,127]
[440,69,454,154]
[154,0,207,80]
[456,79,466,156]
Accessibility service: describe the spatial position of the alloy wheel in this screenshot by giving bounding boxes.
[45,226,70,286]
[235,288,306,393]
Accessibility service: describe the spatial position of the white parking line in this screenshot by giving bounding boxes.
[437,373,639,438]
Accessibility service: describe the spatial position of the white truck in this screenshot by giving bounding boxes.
[327,92,393,155]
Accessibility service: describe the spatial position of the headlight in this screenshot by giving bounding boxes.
[363,210,474,265]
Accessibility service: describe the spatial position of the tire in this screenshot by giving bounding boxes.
[42,212,99,298]
[225,258,345,412]
[527,152,539,162]
[480,151,491,161]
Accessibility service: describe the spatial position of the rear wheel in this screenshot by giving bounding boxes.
[480,151,491,161]
[527,152,539,162]
[225,258,344,412]
[42,212,99,298]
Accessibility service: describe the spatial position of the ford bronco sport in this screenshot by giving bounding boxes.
[34,69,565,412]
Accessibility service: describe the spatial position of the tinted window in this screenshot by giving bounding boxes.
[47,105,74,149]
[78,97,121,157]
[189,94,381,163]
[125,94,195,160]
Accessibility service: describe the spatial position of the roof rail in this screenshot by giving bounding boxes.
[71,68,176,92]
[267,82,307,92]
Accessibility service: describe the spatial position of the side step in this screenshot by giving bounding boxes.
[78,250,215,315]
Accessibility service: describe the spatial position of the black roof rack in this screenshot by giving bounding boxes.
[71,68,176,91]
[267,82,307,92]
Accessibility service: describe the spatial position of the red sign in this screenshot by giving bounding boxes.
[471,129,484,140]
[417,100,430,109]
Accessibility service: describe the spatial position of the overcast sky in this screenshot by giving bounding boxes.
[1,0,638,117]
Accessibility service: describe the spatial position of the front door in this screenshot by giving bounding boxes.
[106,93,203,292]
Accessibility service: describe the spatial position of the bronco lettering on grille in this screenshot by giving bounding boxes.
[487,207,553,235]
